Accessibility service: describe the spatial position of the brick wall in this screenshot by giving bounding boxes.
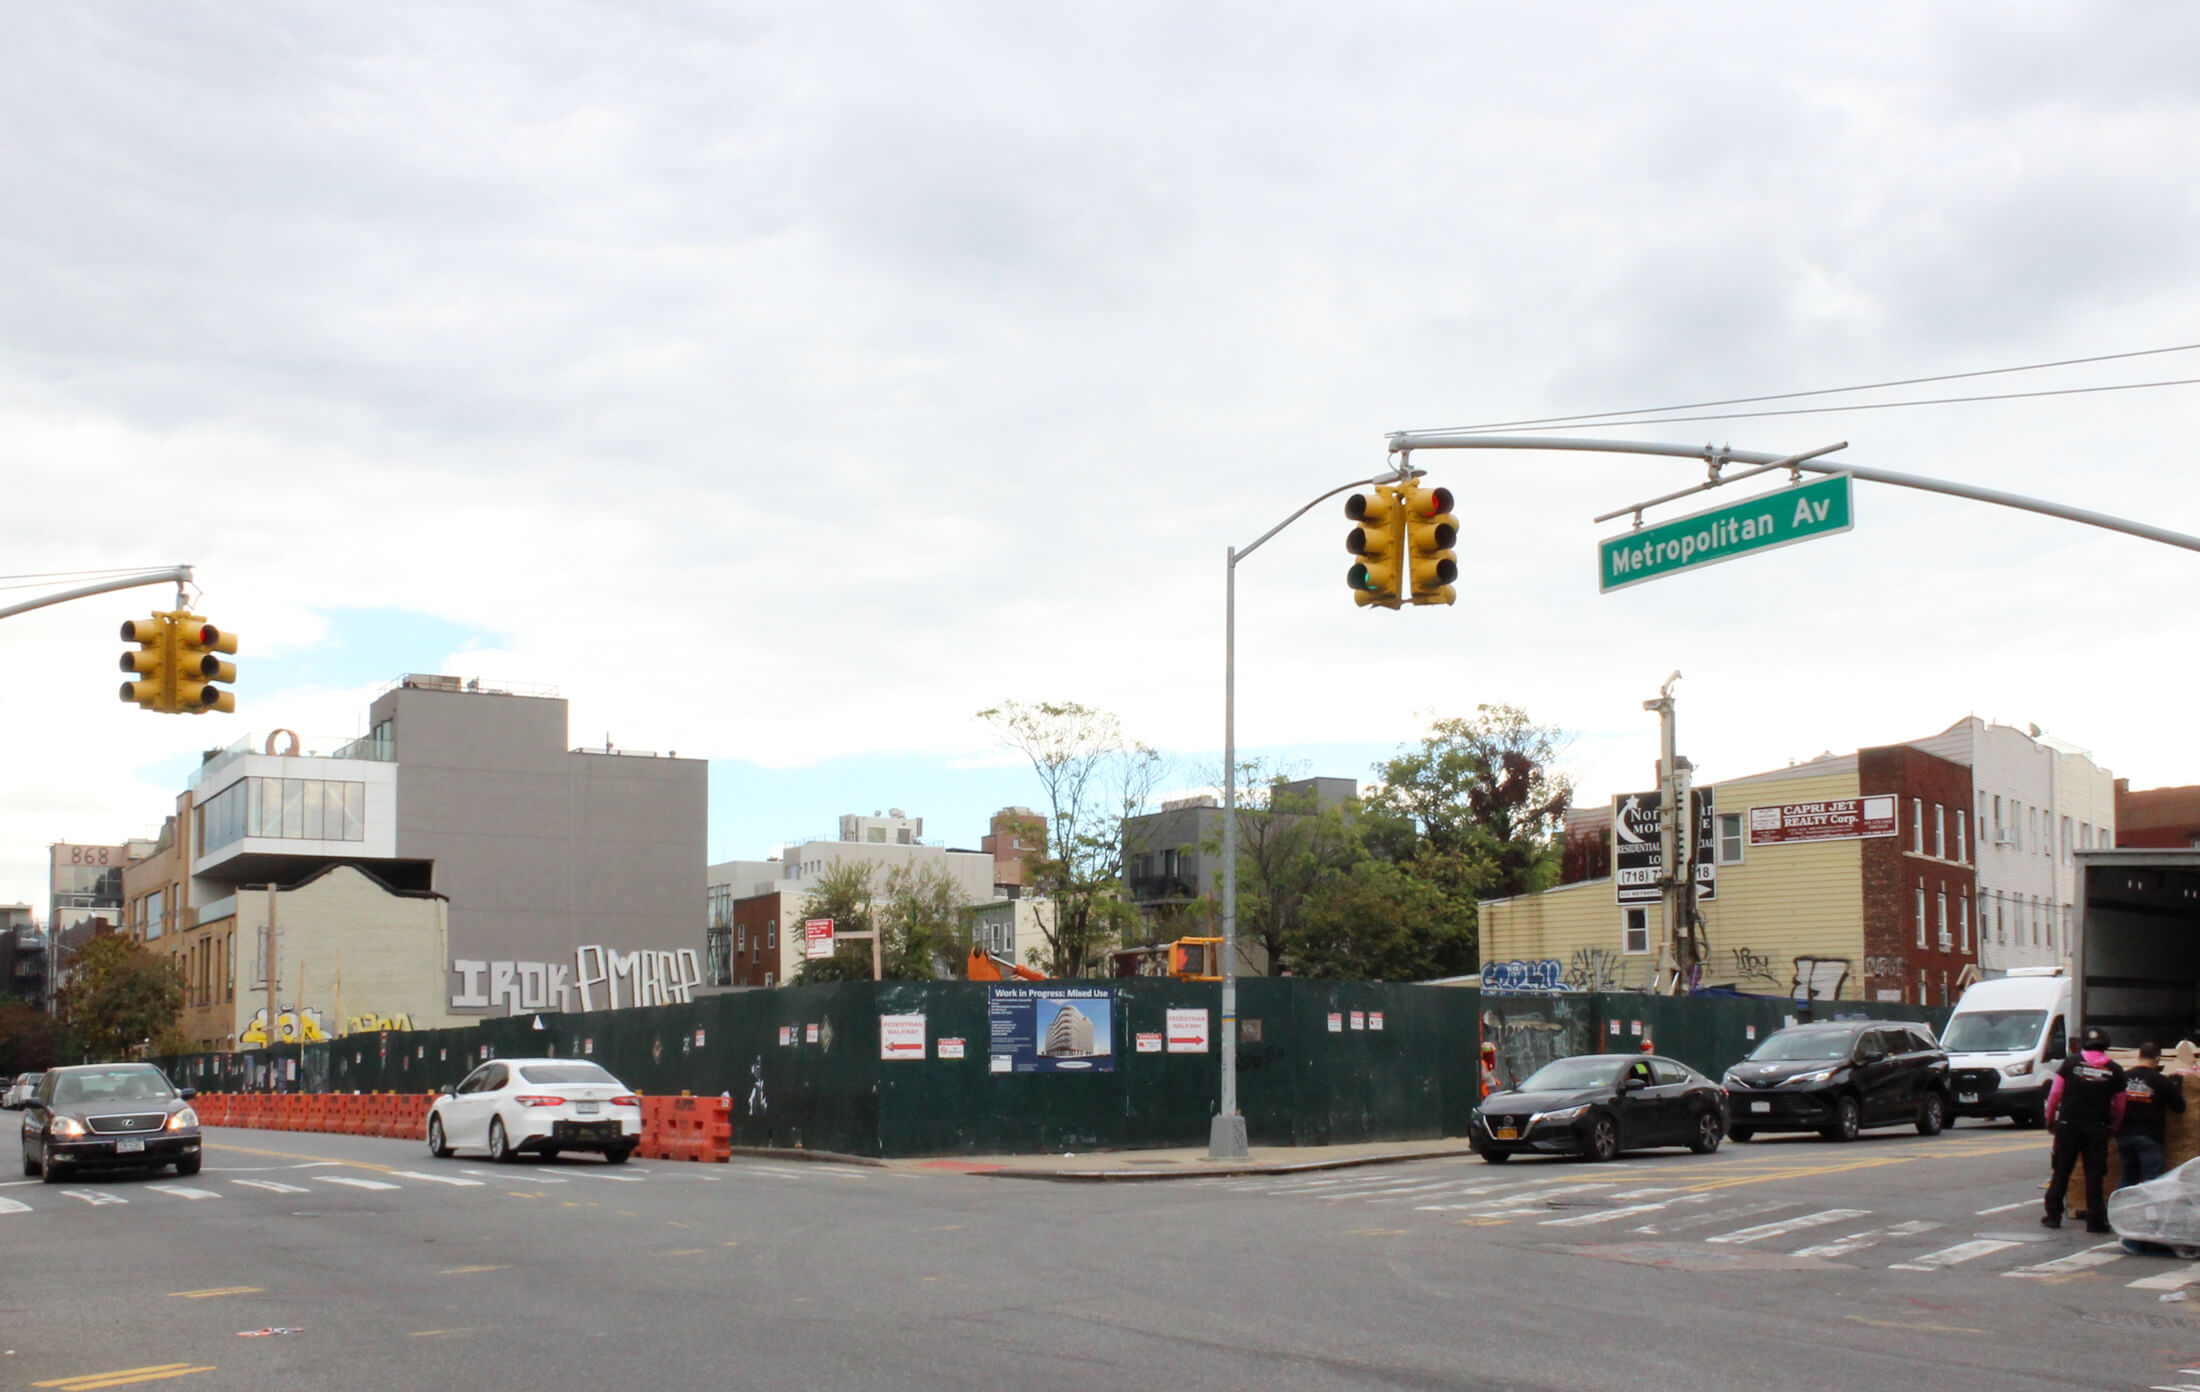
[1860,745,1977,1005]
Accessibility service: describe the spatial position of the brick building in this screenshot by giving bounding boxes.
[2116,781,2200,850]
[1857,744,1978,1006]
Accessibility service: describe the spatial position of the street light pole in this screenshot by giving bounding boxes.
[1211,467,1413,1160]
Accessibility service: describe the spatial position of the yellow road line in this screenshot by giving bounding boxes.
[35,1366,216,1390]
[662,1248,705,1256]
[166,1287,262,1300]
[1677,1154,1918,1193]
[204,1142,396,1174]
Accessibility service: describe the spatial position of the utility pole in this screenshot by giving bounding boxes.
[264,884,279,1092]
[1642,673,1695,995]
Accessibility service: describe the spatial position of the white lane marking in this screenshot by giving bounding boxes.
[232,1180,310,1194]
[741,1166,818,1180]
[573,1171,646,1182]
[1633,1198,1792,1236]
[62,1189,126,1206]
[316,1175,400,1191]
[0,1179,42,1188]
[1976,1200,2033,1215]
[1790,1220,1942,1259]
[146,1184,222,1200]
[390,1171,485,1187]
[1540,1202,1674,1228]
[2006,1241,2127,1279]
[1610,1187,1684,1200]
[1890,1238,2022,1271]
[461,1169,565,1183]
[2130,1263,2200,1292]
[0,1197,30,1214]
[1707,1208,1872,1246]
[1318,1177,1468,1198]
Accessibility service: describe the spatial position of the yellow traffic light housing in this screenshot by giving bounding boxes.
[118,613,178,711]
[1168,937,1223,981]
[1404,482,1459,607]
[176,619,238,714]
[1345,485,1405,608]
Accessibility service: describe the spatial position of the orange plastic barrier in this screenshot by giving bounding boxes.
[639,1095,731,1163]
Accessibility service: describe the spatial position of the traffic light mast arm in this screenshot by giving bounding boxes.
[0,566,193,622]
[1384,431,2200,555]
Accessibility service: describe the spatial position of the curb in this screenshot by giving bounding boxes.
[725,1145,888,1168]
[969,1145,1481,1183]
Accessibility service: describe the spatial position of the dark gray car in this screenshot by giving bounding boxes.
[1722,1021,1949,1142]
[20,1063,201,1182]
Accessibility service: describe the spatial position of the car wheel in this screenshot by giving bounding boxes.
[1583,1113,1621,1163]
[174,1155,201,1177]
[1821,1094,1861,1143]
[427,1115,453,1159]
[604,1145,634,1166]
[487,1117,515,1164]
[1916,1091,1947,1136]
[1478,1148,1512,1165]
[1729,1126,1754,1143]
[21,1148,36,1178]
[1689,1109,1724,1155]
[40,1155,67,1185]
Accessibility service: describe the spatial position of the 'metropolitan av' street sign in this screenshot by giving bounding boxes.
[1599,474,1853,592]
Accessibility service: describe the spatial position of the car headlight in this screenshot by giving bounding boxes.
[2002,1061,2032,1078]
[49,1116,87,1138]
[167,1107,199,1131]
[1533,1104,1589,1125]
[1791,1069,1835,1086]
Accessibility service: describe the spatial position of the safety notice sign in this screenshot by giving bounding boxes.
[804,917,836,960]
[879,1013,926,1060]
[1165,1008,1210,1053]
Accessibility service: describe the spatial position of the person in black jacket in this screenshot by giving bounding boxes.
[2116,1041,2186,1189]
[2043,1026,2127,1233]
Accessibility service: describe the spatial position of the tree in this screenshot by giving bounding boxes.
[1365,704,1574,901]
[977,700,1164,977]
[55,933,182,1061]
[1284,858,1476,981]
[796,860,973,983]
[0,994,70,1076]
[1215,766,1360,977]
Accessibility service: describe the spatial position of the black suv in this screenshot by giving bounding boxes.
[1721,1020,1950,1142]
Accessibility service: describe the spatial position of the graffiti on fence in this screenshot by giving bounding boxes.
[344,1011,415,1034]
[1480,959,1563,992]
[1728,947,1781,989]
[1790,956,1851,1001]
[1481,1003,1590,1090]
[242,1004,328,1047]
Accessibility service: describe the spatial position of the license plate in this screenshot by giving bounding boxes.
[1750,1101,1770,1113]
[1495,1127,1518,1141]
[576,1101,600,1115]
[1958,1092,1978,1103]
[116,1139,146,1153]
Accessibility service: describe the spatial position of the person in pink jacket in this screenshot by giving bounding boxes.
[2042,1026,2127,1233]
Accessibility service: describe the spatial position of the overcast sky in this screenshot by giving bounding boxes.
[5,4,2199,912]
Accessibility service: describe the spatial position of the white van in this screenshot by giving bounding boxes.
[1940,967,2071,1126]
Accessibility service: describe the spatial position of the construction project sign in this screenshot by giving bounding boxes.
[986,985,1115,1074]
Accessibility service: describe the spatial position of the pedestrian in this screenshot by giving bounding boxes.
[1479,1041,1499,1098]
[2116,1041,2185,1190]
[2043,1026,2127,1233]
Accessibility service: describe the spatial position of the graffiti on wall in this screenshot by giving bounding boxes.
[1862,956,1904,980]
[242,1004,328,1047]
[1728,947,1781,989]
[345,1012,416,1033]
[1790,957,1851,1001]
[449,946,704,1015]
[1565,946,1655,993]
[1481,959,1563,992]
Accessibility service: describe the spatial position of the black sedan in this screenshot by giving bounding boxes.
[20,1063,202,1183]
[1473,1053,1729,1163]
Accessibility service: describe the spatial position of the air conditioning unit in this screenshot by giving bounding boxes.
[1995,830,2019,846]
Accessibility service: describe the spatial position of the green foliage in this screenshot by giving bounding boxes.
[55,933,183,1061]
[978,700,1163,978]
[797,860,973,983]
[1365,703,1574,900]
[0,993,71,1075]
[1284,857,1477,982]
[1221,768,1361,976]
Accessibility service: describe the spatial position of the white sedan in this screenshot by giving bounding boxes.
[426,1058,642,1164]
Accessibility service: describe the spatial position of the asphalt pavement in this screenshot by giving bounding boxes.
[3,1119,2194,1391]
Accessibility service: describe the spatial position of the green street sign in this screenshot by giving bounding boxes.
[1599,474,1854,592]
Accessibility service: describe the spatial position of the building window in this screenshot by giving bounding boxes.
[2031,896,2041,947]
[1718,813,1744,865]
[1934,805,1946,859]
[145,889,164,942]
[1911,798,1924,853]
[1995,894,2006,944]
[763,971,774,988]
[1936,890,1950,951]
[1960,895,1970,953]
[1993,795,2003,843]
[2061,905,2071,953]
[866,827,886,844]
[1956,810,1967,864]
[1915,884,1927,948]
[1623,908,1649,954]
[2061,816,2072,864]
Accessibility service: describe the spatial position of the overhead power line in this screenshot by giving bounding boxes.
[1417,340,2200,435]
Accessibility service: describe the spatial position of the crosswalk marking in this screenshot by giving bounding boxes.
[231,1180,309,1194]
[2006,1241,2127,1279]
[1791,1220,1942,1259]
[0,1197,29,1215]
[1976,1200,2033,1215]
[62,1190,126,1206]
[1707,1208,1872,1245]
[390,1171,485,1187]
[1890,1239,2022,1271]
[145,1185,221,1201]
[316,1175,400,1191]
[1540,1202,1673,1228]
[462,1169,566,1183]
[2127,1262,2200,1291]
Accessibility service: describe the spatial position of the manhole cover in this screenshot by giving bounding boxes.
[2083,1312,2200,1330]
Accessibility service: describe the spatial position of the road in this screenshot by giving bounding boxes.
[2,1120,2193,1391]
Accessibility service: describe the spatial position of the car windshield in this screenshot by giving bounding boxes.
[516,1064,620,1086]
[51,1069,174,1105]
[1749,1031,1857,1062]
[1514,1057,1630,1092]
[1941,1010,2047,1053]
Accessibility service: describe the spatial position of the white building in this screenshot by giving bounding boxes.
[1908,717,2115,973]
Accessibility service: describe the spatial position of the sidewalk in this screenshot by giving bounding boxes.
[885,1135,1479,1182]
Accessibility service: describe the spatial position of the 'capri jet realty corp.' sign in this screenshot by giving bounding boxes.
[1599,475,1854,592]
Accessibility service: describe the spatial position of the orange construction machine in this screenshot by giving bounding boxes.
[965,946,1047,982]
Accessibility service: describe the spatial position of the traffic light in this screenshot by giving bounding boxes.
[1345,484,1405,608]
[1403,482,1459,607]
[118,612,178,711]
[176,619,238,714]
